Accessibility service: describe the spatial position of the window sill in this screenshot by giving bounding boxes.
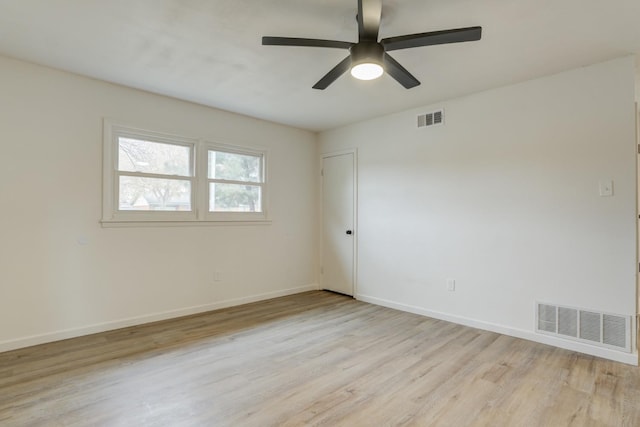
[100,219,272,228]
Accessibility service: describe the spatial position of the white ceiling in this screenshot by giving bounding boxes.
[0,0,639,131]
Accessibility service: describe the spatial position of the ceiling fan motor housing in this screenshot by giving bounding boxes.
[350,42,384,67]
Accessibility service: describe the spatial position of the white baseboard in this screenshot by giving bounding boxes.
[0,284,318,354]
[356,293,638,366]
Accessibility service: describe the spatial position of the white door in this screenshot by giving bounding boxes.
[322,152,355,296]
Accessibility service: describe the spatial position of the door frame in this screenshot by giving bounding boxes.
[320,149,358,297]
[636,102,639,359]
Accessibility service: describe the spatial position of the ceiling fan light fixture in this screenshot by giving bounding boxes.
[351,62,384,80]
[349,41,385,81]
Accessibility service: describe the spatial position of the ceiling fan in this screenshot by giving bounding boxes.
[262,0,481,90]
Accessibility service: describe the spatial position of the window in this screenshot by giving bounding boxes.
[118,136,194,212]
[208,149,264,213]
[103,121,268,225]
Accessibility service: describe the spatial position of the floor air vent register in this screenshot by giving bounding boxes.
[536,302,631,352]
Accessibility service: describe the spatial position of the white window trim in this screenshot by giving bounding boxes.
[102,119,271,227]
[200,142,268,222]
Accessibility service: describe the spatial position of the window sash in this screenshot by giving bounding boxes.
[208,182,263,213]
[118,137,194,177]
[207,149,263,183]
[116,134,195,173]
[208,178,263,186]
[116,174,196,212]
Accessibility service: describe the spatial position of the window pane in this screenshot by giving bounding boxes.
[119,176,191,211]
[119,137,191,176]
[209,183,261,212]
[208,151,260,182]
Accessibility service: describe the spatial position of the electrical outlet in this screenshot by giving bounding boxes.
[599,180,613,197]
[214,271,221,282]
[446,279,455,292]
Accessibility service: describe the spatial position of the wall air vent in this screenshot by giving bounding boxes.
[535,302,631,353]
[537,304,556,333]
[558,307,578,338]
[603,314,627,348]
[417,109,444,128]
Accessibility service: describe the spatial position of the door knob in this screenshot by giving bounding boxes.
[346,230,353,235]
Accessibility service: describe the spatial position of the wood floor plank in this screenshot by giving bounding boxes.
[0,291,639,426]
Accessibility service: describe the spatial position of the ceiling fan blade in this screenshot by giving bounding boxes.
[312,56,352,90]
[262,36,353,49]
[381,26,482,52]
[383,53,420,89]
[357,0,382,41]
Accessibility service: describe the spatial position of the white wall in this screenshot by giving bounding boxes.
[635,55,640,102]
[0,55,318,351]
[320,56,638,363]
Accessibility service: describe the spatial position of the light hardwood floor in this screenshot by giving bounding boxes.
[1,291,639,426]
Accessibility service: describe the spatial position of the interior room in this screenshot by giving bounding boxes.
[1,0,640,425]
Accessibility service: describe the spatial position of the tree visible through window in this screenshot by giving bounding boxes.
[208,150,263,212]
